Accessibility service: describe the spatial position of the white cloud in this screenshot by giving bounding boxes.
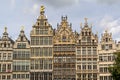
[23,4,39,15]
[37,0,80,8]
[11,0,15,8]
[96,0,120,4]
[99,15,120,40]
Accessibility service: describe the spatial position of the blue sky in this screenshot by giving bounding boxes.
[0,0,120,41]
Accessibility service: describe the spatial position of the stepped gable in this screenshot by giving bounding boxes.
[15,27,30,44]
[0,27,14,48]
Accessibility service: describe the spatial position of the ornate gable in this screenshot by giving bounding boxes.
[101,30,113,43]
[77,18,98,44]
[54,16,76,44]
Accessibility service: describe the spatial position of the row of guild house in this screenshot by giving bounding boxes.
[0,5,120,80]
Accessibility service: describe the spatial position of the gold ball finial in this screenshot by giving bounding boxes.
[84,17,88,23]
[80,23,82,27]
[4,27,7,32]
[21,26,24,31]
[40,5,45,12]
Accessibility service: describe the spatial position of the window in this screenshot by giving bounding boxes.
[17,74,20,78]
[87,37,91,42]
[13,74,16,79]
[44,37,48,45]
[49,48,52,56]
[88,65,92,70]
[100,76,103,80]
[77,65,81,70]
[77,48,81,54]
[101,45,105,50]
[2,64,6,72]
[0,53,1,60]
[49,37,52,45]
[88,74,92,79]
[82,74,86,79]
[93,65,97,69]
[109,44,112,49]
[93,73,97,79]
[26,74,29,78]
[7,75,11,79]
[4,42,6,47]
[82,47,86,55]
[2,75,6,79]
[62,36,66,42]
[8,53,11,60]
[105,44,109,50]
[0,64,1,72]
[17,43,26,48]
[82,37,86,41]
[93,47,97,55]
[7,64,11,72]
[100,67,103,72]
[3,53,6,60]
[82,65,86,70]
[106,38,108,42]
[31,60,34,69]
[88,47,91,55]
[21,36,23,41]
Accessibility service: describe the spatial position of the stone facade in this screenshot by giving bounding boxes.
[13,29,30,80]
[98,30,116,80]
[76,20,98,80]
[53,16,76,80]
[0,5,120,80]
[0,27,14,80]
[30,6,53,80]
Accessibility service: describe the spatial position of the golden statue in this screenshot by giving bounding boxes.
[40,5,45,12]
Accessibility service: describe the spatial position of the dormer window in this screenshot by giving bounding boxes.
[85,32,87,36]
[62,36,66,42]
[21,36,23,41]
[38,22,39,25]
[4,42,6,47]
[82,32,84,36]
[106,38,108,42]
[89,32,91,35]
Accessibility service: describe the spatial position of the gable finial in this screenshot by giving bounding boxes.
[4,27,7,32]
[84,17,88,24]
[21,26,24,31]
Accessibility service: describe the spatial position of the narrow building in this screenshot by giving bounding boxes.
[76,19,98,80]
[0,27,14,80]
[98,30,116,80]
[53,16,76,80]
[30,5,53,80]
[13,28,30,80]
